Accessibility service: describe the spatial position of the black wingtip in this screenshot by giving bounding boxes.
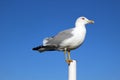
[32,45,47,53]
[32,47,37,50]
[32,46,42,50]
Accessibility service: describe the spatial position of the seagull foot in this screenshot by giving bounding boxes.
[66,59,73,65]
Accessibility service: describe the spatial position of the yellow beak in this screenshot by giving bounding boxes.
[88,20,94,24]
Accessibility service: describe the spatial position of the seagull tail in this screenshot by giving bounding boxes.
[32,45,57,52]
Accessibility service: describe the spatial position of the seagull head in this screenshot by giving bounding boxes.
[75,16,94,27]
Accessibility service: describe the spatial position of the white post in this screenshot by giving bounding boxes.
[68,60,76,80]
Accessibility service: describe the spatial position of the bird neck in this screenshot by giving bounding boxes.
[75,23,85,28]
[75,21,86,27]
[74,23,86,34]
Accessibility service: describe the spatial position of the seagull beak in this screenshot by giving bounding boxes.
[88,20,94,24]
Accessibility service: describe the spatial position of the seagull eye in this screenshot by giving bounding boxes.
[82,18,85,20]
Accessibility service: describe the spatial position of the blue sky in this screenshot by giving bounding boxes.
[0,0,120,80]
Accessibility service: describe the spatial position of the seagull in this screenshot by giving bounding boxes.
[32,16,94,64]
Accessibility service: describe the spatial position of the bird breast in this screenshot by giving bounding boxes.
[60,27,86,50]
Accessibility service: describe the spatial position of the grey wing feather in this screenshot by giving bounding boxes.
[44,28,74,46]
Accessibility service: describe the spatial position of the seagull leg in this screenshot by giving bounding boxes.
[66,50,73,65]
[68,50,71,60]
[64,48,67,60]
